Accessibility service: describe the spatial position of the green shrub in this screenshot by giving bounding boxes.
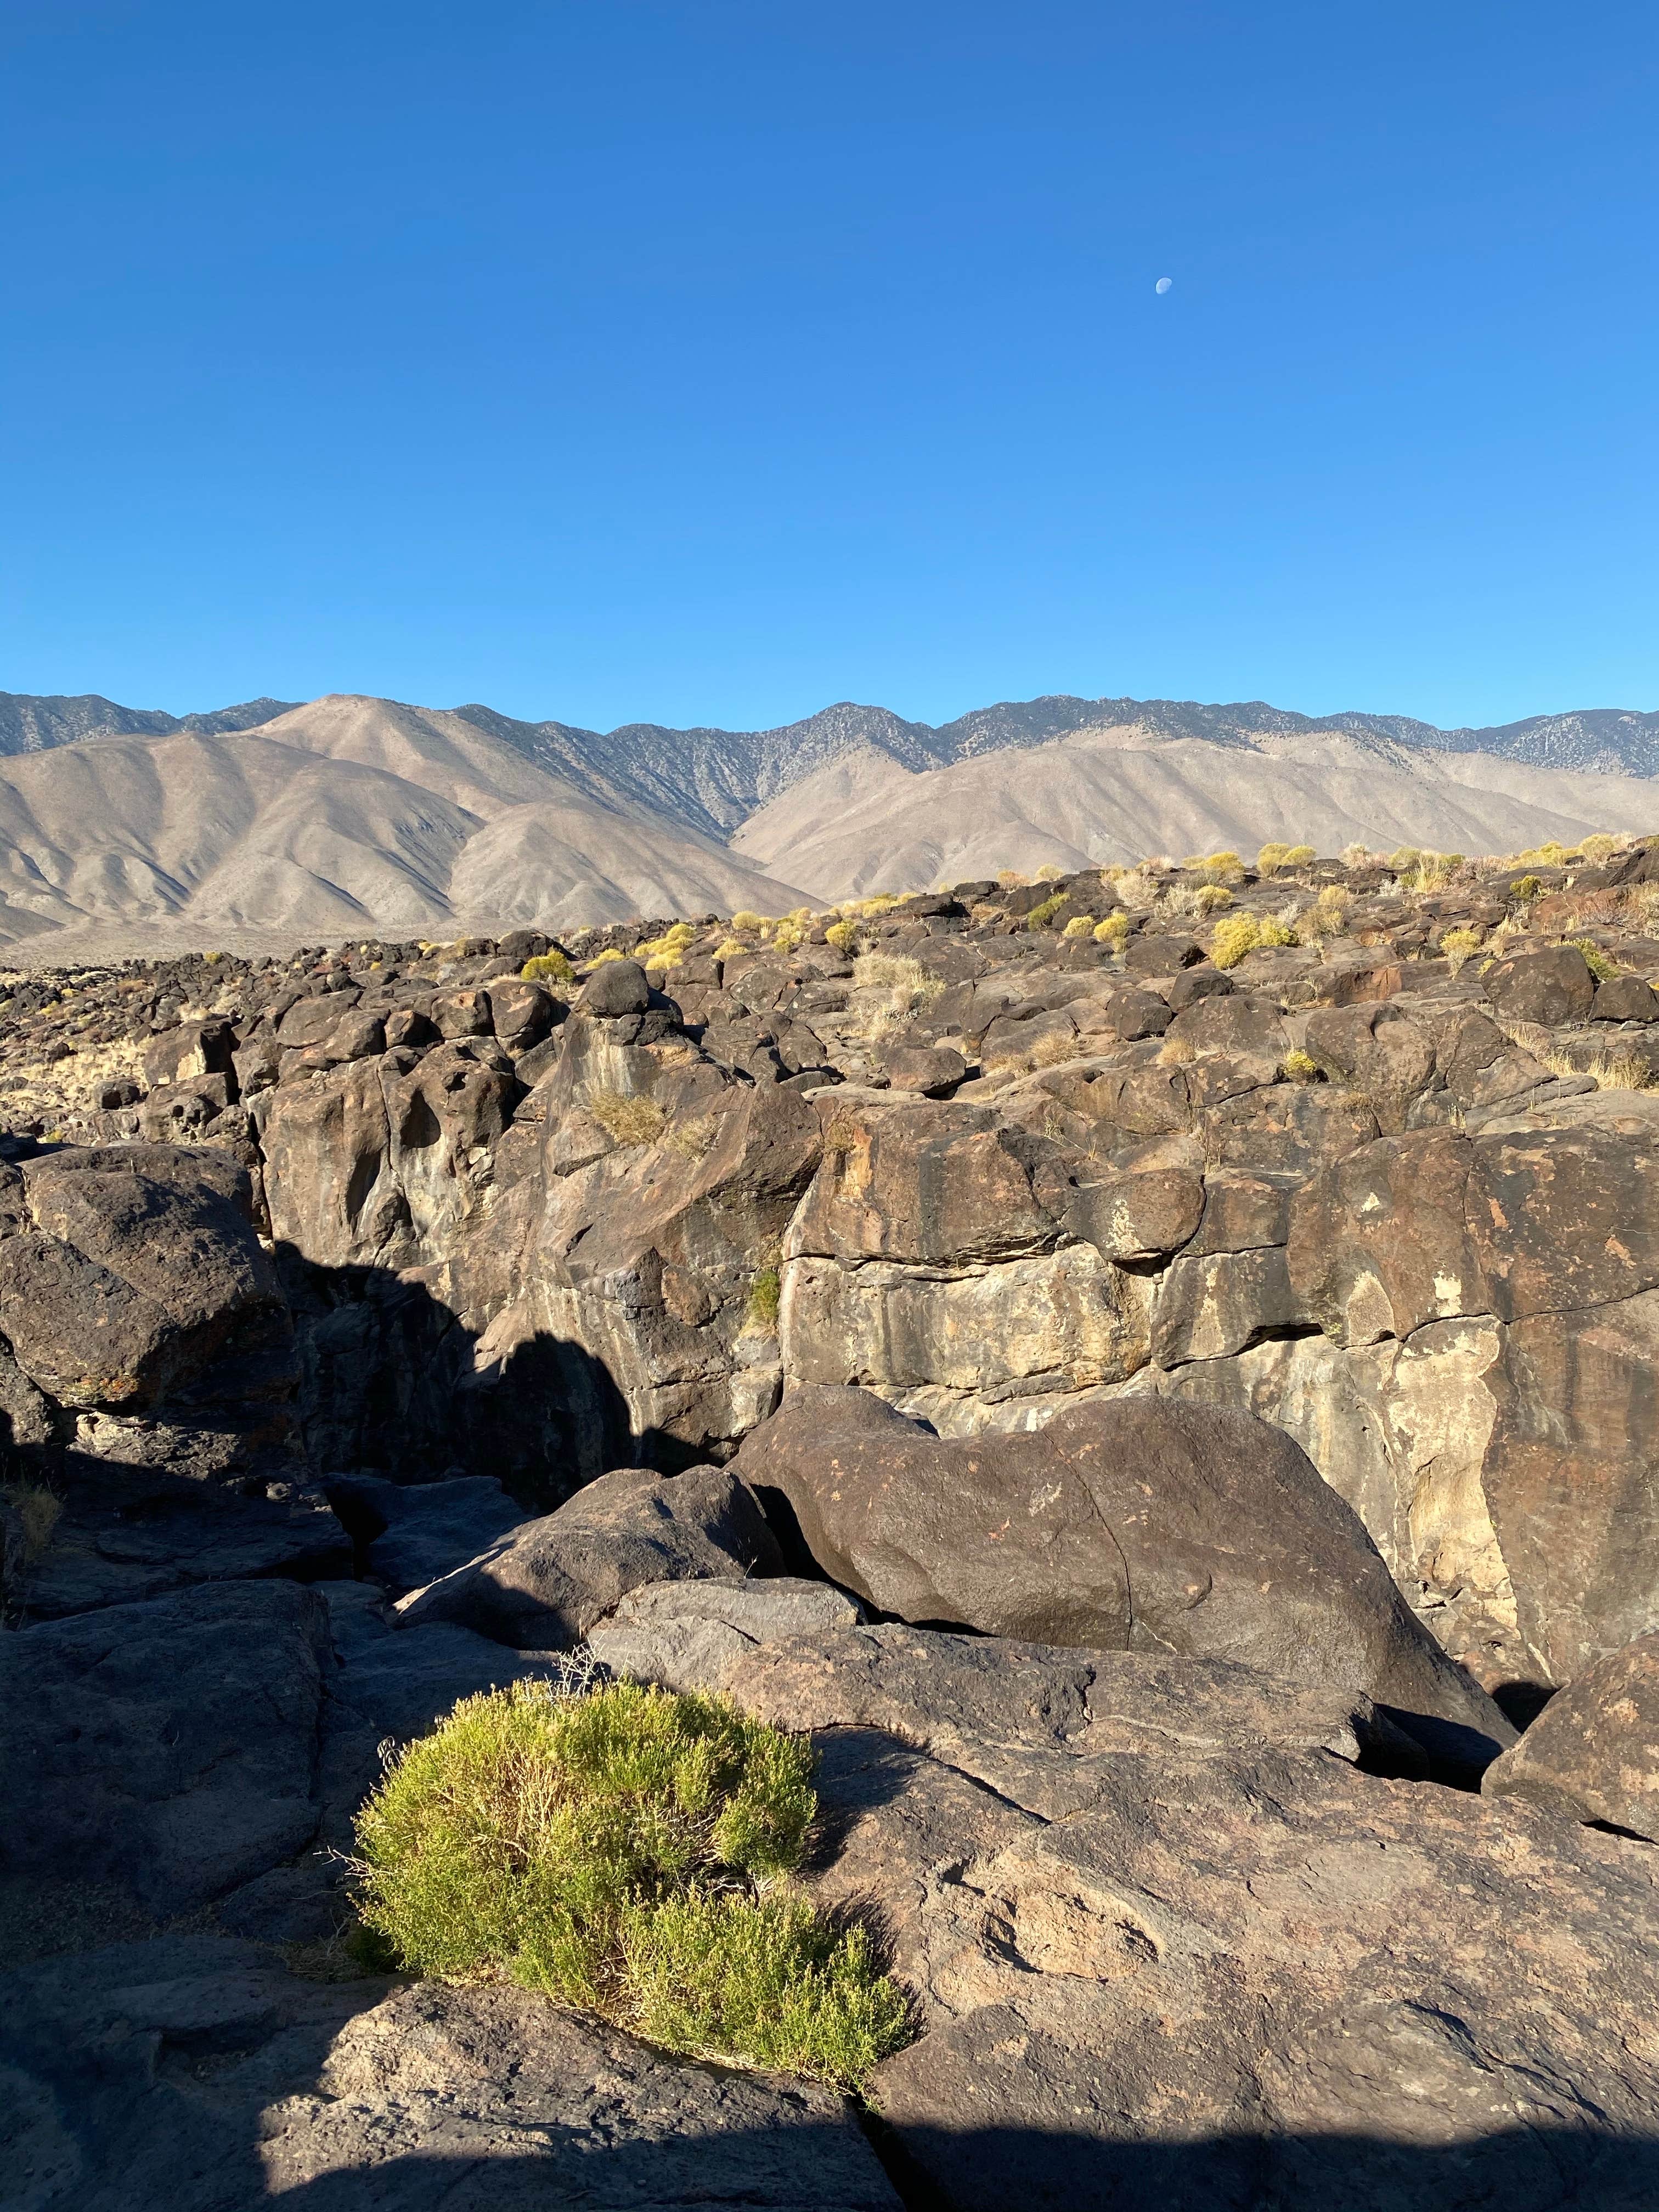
[1061,914,1095,938]
[1093,912,1130,946]
[1510,874,1544,903]
[824,919,859,953]
[1440,927,1483,974]
[1026,894,1067,929]
[1193,883,1233,914]
[1568,936,1620,983]
[1210,913,1297,968]
[1282,1048,1320,1082]
[522,950,574,986]
[351,1679,909,2090]
[622,1888,911,2086]
[746,1265,781,1331]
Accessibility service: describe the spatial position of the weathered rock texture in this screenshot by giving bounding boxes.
[737,1384,1511,1773]
[10,844,1659,1705]
[0,1935,900,2210]
[598,1598,1659,2211]
[392,1463,782,1647]
[1483,1632,1659,1839]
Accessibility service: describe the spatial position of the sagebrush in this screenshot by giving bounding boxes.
[352,1679,912,2090]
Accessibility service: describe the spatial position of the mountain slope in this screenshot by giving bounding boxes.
[0,683,1656,950]
[733,726,1659,899]
[0,699,813,947]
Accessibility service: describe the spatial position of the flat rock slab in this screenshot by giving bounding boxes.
[712,1623,1659,2212]
[325,1471,529,1594]
[589,1573,865,1692]
[0,1579,330,1914]
[0,1934,900,2211]
[22,1486,348,1618]
[393,1463,782,1648]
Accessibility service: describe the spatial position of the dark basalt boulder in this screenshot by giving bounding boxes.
[1482,944,1596,1027]
[0,1579,331,1912]
[582,956,651,1016]
[324,1473,530,1595]
[1483,1632,1659,1839]
[737,1385,1513,1775]
[392,1463,783,1648]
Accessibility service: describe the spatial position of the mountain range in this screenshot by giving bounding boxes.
[0,686,1656,955]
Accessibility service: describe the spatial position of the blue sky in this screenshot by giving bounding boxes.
[2,1,1655,731]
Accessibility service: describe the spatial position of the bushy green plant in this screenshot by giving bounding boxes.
[1026,894,1067,928]
[1510,874,1544,903]
[1568,936,1620,983]
[352,1679,909,2089]
[522,950,575,985]
[1281,1048,1320,1082]
[746,1265,782,1331]
[1210,913,1297,968]
[1093,912,1131,946]
[622,1889,911,2086]
[823,919,859,953]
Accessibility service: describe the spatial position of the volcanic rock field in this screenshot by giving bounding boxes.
[7,836,1659,2209]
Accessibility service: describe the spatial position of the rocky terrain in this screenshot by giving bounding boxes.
[7,831,1659,2206]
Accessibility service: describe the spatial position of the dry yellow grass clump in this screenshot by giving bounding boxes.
[587,1091,667,1146]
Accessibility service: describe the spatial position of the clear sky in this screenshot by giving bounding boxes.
[2,1,1656,732]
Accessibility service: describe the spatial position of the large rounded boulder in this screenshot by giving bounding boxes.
[736,1385,1512,1775]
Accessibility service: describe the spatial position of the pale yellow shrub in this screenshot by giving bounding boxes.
[1062,915,1095,938]
[1093,913,1131,946]
[1210,913,1297,969]
[1440,927,1483,974]
[851,953,926,993]
[588,1091,667,1146]
[1035,862,1063,881]
[2,1484,61,1562]
[824,920,859,953]
[1187,851,1245,886]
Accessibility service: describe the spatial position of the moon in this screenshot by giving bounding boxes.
[1155,276,1172,295]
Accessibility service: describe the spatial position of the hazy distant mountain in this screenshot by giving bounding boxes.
[0,692,296,754]
[471,692,1659,838]
[0,684,1655,952]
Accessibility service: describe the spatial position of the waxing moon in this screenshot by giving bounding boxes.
[1155,276,1172,295]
